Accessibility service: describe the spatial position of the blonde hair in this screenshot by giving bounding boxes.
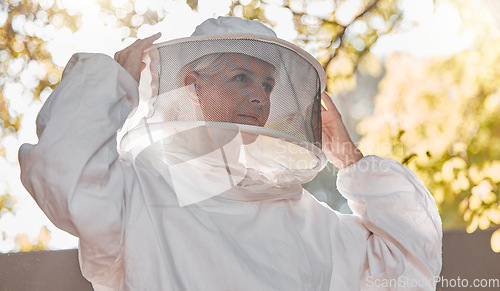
[176,53,227,88]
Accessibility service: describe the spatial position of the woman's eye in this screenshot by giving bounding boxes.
[234,74,248,82]
[263,83,273,93]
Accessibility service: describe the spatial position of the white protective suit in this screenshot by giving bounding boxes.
[19,52,442,291]
[19,19,443,288]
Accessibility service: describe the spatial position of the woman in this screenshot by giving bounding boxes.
[19,17,442,290]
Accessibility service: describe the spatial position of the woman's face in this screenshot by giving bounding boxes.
[186,53,275,127]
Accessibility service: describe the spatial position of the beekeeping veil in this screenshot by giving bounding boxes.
[119,17,327,206]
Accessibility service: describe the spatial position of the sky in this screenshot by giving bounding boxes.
[0,0,496,252]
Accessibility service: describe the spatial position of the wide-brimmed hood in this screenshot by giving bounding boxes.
[118,17,327,206]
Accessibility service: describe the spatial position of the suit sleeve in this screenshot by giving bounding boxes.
[337,155,442,290]
[18,53,139,288]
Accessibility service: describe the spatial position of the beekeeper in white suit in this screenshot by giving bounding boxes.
[19,17,442,290]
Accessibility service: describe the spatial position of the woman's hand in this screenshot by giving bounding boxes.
[114,32,161,83]
[321,92,364,169]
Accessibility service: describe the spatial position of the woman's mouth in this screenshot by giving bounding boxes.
[236,113,261,126]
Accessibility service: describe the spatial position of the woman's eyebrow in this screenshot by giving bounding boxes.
[231,68,253,75]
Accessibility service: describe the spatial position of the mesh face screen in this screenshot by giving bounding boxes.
[143,38,322,148]
[118,38,326,204]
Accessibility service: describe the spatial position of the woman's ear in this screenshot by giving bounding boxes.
[184,71,198,87]
[184,71,201,105]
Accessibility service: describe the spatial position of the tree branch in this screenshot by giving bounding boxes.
[322,0,382,73]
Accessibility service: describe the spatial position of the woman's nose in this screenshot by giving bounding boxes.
[248,86,269,104]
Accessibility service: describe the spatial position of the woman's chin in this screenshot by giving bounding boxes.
[240,131,260,144]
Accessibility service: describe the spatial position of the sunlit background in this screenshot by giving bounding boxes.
[1,0,500,253]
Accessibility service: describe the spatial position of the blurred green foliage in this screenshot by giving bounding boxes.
[1,0,79,132]
[14,226,51,252]
[358,0,500,251]
[0,0,81,250]
[0,0,79,238]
